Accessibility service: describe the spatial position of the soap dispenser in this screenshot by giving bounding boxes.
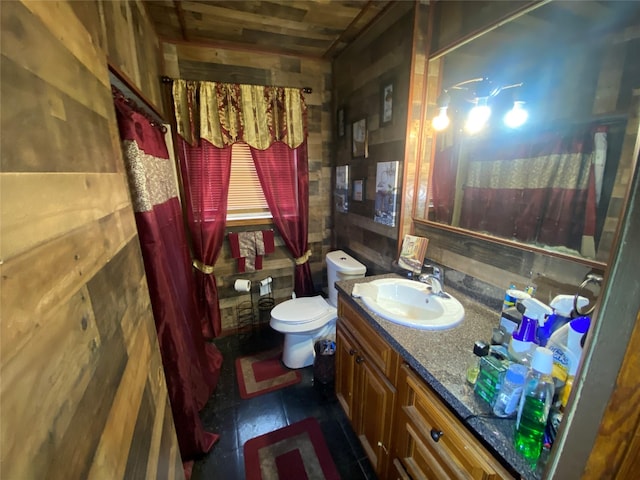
[508,298,553,365]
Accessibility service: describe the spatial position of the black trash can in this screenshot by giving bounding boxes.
[313,339,336,385]
[257,296,274,326]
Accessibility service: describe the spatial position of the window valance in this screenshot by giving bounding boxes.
[172,80,307,149]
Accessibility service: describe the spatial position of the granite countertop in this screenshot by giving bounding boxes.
[336,273,545,480]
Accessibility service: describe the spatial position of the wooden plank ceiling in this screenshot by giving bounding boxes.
[144,0,393,59]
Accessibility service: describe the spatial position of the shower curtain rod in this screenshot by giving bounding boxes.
[160,76,312,94]
[112,85,167,133]
[109,64,166,122]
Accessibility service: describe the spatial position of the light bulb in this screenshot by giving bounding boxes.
[465,100,491,134]
[432,107,450,131]
[504,101,528,128]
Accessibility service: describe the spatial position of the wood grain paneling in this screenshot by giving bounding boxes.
[87,312,152,479]
[332,3,414,273]
[1,1,182,479]
[178,59,270,84]
[146,0,391,59]
[430,1,538,55]
[124,382,155,480]
[1,57,119,173]
[583,310,640,478]
[1,208,136,363]
[2,173,132,259]
[598,87,640,262]
[1,5,111,119]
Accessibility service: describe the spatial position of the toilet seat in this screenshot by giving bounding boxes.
[270,296,337,333]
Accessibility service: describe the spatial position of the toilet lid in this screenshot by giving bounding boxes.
[271,296,335,325]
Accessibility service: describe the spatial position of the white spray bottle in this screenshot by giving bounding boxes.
[536,294,588,346]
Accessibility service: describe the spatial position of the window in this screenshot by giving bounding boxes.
[227,143,271,221]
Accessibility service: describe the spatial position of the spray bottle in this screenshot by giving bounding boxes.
[536,295,588,347]
[508,298,553,365]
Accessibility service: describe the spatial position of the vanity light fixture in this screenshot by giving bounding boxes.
[432,77,526,134]
[465,97,492,134]
[432,107,451,131]
[432,91,451,132]
[504,100,528,129]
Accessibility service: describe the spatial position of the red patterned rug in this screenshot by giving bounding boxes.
[236,348,301,399]
[244,417,341,480]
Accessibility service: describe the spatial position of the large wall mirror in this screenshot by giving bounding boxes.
[416,1,640,267]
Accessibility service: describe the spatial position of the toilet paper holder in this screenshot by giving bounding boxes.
[234,278,255,335]
[234,277,275,333]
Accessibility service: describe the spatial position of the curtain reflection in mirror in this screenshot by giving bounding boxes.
[431,126,610,258]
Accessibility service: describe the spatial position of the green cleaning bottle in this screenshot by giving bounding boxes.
[514,347,555,464]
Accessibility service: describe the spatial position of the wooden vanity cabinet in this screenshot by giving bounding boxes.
[393,364,513,480]
[336,297,400,478]
[336,294,514,480]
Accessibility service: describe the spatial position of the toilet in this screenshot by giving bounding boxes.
[270,250,367,368]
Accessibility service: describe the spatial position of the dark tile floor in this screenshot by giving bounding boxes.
[191,328,377,479]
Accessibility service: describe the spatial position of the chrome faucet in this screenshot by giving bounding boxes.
[418,264,449,298]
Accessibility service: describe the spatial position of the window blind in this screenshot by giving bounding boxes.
[227,143,271,219]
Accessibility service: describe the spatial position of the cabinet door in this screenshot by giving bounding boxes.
[355,353,396,478]
[339,296,400,380]
[394,364,513,480]
[335,323,358,422]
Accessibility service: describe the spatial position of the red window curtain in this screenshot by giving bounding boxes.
[113,91,223,461]
[250,141,315,296]
[177,137,232,339]
[171,80,312,299]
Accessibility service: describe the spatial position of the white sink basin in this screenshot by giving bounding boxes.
[352,278,464,330]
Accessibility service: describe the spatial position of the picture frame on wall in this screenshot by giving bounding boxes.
[335,165,349,212]
[353,179,364,201]
[374,161,399,227]
[380,81,394,126]
[351,118,367,158]
[337,107,346,138]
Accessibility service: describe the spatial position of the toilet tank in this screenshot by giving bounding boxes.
[326,250,366,307]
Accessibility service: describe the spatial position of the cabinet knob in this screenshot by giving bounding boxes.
[430,429,444,442]
[349,348,358,356]
[356,356,365,364]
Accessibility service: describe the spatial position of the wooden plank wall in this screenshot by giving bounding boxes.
[162,41,332,332]
[1,1,183,479]
[332,2,415,274]
[430,1,534,55]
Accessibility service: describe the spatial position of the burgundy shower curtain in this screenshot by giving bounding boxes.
[459,128,599,252]
[114,92,222,461]
[250,141,315,296]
